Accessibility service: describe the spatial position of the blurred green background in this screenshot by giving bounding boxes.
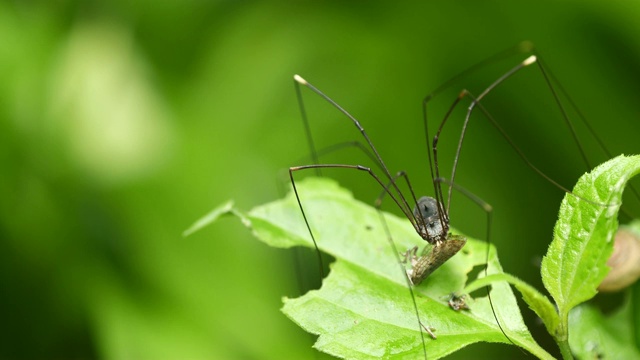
[2,1,640,359]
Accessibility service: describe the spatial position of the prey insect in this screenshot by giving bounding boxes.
[447,293,470,311]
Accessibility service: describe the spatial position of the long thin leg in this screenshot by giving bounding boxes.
[422,43,536,229]
[289,163,431,359]
[425,54,617,216]
[535,56,640,216]
[374,170,430,237]
[432,56,538,216]
[466,91,616,208]
[294,75,417,227]
[434,177,511,343]
[295,77,321,176]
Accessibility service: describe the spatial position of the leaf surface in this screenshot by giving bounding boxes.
[541,154,640,327]
[569,300,640,359]
[241,178,550,359]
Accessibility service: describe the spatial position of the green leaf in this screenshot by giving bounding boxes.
[182,200,235,237]
[234,177,551,359]
[541,155,640,330]
[464,272,559,337]
[568,299,640,359]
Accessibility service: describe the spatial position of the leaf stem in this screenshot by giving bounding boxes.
[557,338,573,360]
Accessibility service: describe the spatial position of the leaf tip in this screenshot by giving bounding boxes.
[183,199,235,237]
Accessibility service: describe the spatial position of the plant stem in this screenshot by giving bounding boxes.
[555,313,574,360]
[557,338,573,360]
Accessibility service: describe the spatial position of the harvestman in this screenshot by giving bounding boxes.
[288,58,533,356]
[287,46,635,358]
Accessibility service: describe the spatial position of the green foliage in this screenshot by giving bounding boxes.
[192,155,640,359]
[541,155,640,346]
[569,298,640,359]
[464,273,558,339]
[194,178,551,359]
[7,2,640,358]
[466,155,640,358]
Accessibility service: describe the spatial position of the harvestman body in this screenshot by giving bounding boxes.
[290,75,470,289]
[288,60,535,355]
[288,55,540,357]
[290,68,505,282]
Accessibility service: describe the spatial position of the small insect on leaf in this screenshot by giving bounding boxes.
[447,293,471,311]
